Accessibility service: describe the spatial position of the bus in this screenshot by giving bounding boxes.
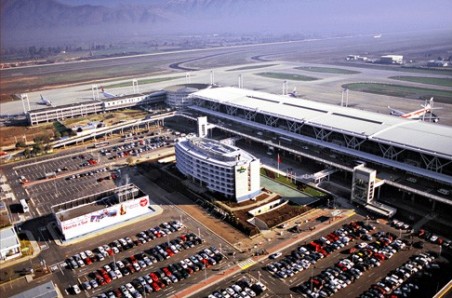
[20,199,29,213]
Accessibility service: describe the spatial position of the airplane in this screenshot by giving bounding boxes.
[373,34,382,39]
[388,97,441,122]
[288,87,298,98]
[38,94,54,107]
[100,87,117,99]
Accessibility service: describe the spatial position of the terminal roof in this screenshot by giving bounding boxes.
[191,87,452,159]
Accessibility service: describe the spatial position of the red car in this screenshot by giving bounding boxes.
[103,273,111,283]
[165,248,174,257]
[150,272,159,282]
[151,282,161,292]
[162,267,172,277]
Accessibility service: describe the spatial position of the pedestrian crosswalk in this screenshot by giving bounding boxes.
[238,258,256,270]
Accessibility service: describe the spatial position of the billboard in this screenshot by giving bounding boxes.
[57,196,153,240]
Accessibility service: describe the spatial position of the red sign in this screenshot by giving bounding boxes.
[140,198,148,207]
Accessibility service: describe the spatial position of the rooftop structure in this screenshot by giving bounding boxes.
[164,84,210,109]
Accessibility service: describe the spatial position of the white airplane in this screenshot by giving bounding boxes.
[39,94,54,107]
[374,34,382,39]
[100,87,117,99]
[288,87,298,98]
[388,97,440,122]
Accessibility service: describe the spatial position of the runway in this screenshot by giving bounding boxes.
[1,30,452,125]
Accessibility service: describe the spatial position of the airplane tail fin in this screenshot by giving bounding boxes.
[421,97,434,110]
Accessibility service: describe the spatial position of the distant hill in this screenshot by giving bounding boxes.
[2,0,451,48]
[1,0,166,29]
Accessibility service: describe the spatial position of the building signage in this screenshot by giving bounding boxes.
[58,196,152,240]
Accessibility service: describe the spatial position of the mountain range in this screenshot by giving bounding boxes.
[1,0,452,48]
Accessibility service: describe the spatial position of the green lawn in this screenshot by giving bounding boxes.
[295,66,360,75]
[342,83,452,104]
[226,64,277,71]
[389,76,452,88]
[257,72,318,81]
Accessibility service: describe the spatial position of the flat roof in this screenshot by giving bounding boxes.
[29,101,103,113]
[190,87,452,159]
[53,184,145,221]
[10,281,59,298]
[100,92,145,101]
[0,226,20,250]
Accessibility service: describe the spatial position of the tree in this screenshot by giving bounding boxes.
[15,141,26,148]
[23,148,31,158]
[32,143,43,155]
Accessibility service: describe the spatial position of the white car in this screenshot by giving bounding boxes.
[72,285,81,294]
[85,250,94,258]
[357,242,368,249]
[269,252,282,259]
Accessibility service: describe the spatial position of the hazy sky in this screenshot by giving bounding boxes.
[2,0,452,48]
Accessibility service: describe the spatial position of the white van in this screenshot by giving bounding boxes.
[20,199,29,213]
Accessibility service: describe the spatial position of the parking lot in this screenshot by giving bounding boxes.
[195,214,451,298]
[2,130,177,220]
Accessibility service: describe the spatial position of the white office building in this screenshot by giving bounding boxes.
[175,137,261,202]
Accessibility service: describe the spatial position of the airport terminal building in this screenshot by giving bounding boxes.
[27,91,166,125]
[186,87,452,214]
[175,137,261,202]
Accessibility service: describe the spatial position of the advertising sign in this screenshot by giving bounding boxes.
[58,196,152,240]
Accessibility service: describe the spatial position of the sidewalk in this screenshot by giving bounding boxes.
[174,209,356,298]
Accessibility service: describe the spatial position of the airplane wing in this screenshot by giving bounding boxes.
[102,91,117,99]
[387,106,405,116]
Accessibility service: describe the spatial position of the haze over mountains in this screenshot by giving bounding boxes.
[1,0,452,48]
